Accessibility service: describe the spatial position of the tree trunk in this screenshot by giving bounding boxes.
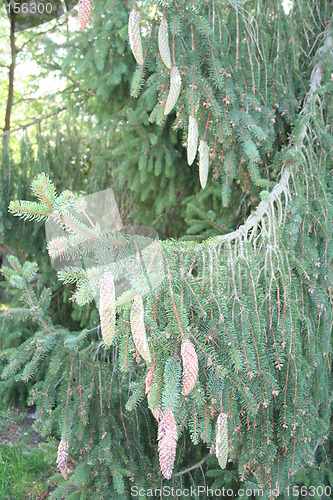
[4,16,16,132]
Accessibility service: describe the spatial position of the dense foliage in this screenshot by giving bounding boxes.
[0,0,332,498]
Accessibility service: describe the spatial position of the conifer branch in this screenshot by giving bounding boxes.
[1,5,331,494]
[173,452,213,477]
[0,107,66,137]
[168,17,333,252]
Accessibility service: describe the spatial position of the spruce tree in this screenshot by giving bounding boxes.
[1,0,332,497]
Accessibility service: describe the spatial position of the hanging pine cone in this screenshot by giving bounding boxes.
[78,0,93,30]
[181,339,199,396]
[216,412,228,469]
[99,272,116,347]
[130,294,151,363]
[158,19,171,69]
[158,410,178,479]
[199,139,209,189]
[57,439,68,480]
[128,8,144,65]
[187,116,199,166]
[164,66,182,115]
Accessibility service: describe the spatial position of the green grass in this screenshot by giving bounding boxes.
[0,444,50,499]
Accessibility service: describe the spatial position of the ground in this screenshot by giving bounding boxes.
[0,406,55,499]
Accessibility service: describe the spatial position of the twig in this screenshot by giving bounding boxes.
[0,107,67,137]
[173,453,213,477]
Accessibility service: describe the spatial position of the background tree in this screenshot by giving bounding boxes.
[0,2,110,403]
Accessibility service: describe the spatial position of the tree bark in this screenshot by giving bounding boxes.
[4,16,16,132]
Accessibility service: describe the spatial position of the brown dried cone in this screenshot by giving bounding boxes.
[130,294,152,363]
[216,413,229,469]
[181,339,199,396]
[57,439,68,480]
[187,116,199,166]
[78,0,93,30]
[164,66,182,115]
[199,139,209,189]
[158,410,178,479]
[128,8,143,65]
[158,19,171,69]
[99,272,116,347]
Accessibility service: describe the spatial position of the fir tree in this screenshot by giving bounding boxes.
[1,0,332,497]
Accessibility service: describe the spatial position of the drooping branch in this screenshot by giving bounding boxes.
[0,107,67,138]
[164,17,332,253]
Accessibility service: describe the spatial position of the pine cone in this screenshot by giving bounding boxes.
[99,272,116,347]
[216,412,228,469]
[78,0,93,30]
[57,439,68,480]
[187,116,199,166]
[158,410,178,479]
[130,294,151,363]
[181,339,199,396]
[128,8,143,65]
[158,19,171,69]
[199,139,209,189]
[164,66,182,115]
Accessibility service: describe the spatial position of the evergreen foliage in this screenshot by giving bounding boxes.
[56,0,319,238]
[0,0,332,497]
